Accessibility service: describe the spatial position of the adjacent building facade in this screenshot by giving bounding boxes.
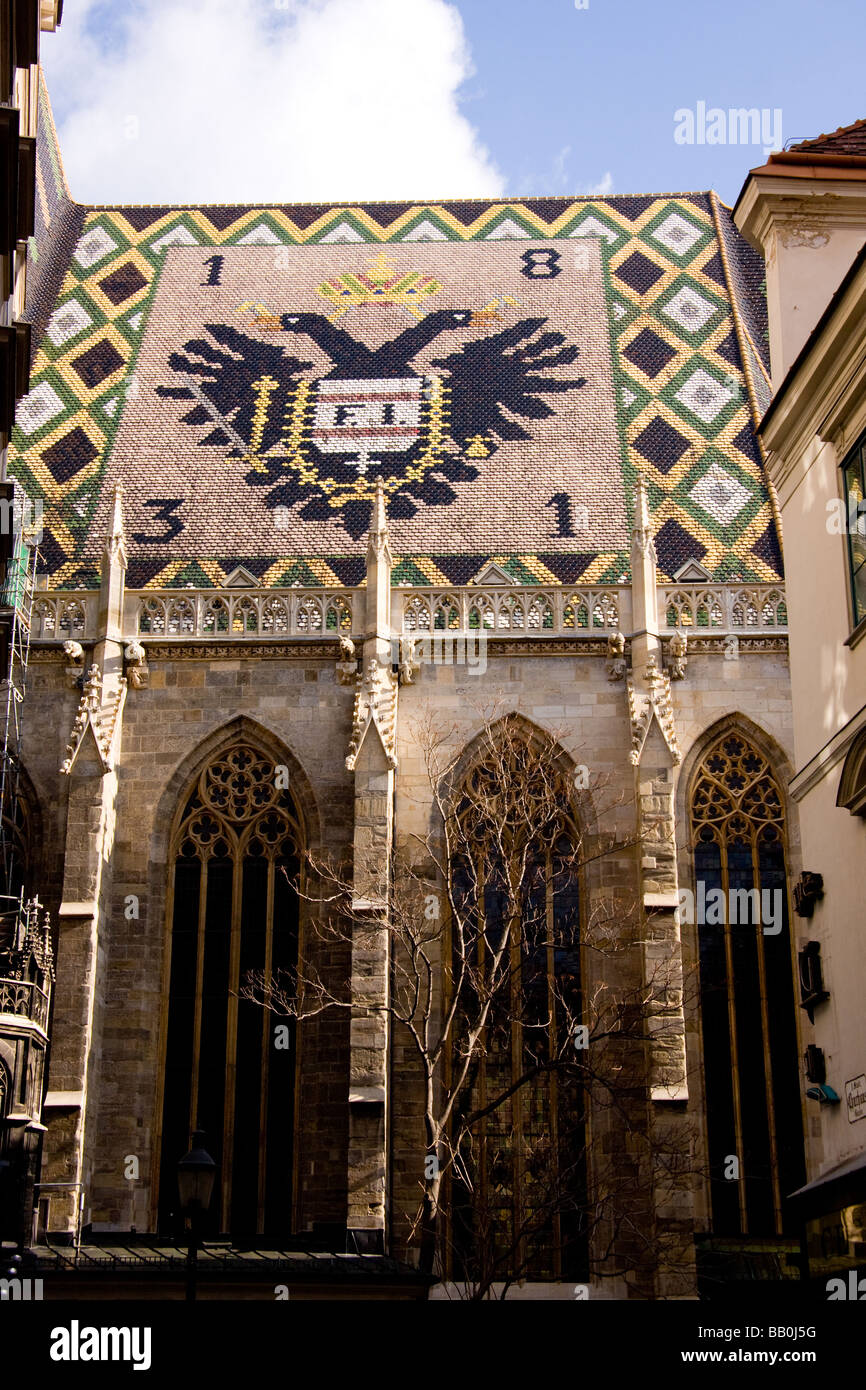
[736,120,866,1294]
[0,0,62,1262]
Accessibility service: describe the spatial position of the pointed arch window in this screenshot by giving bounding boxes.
[690,731,805,1236]
[1,768,35,902]
[447,740,586,1283]
[158,743,301,1237]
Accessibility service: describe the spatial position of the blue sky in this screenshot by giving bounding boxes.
[40,0,866,206]
[456,0,866,203]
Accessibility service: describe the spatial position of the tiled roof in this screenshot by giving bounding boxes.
[11,94,780,589]
[787,119,866,157]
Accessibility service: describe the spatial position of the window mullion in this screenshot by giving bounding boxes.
[752,834,783,1234]
[257,854,276,1232]
[188,853,208,1137]
[719,834,748,1235]
[220,851,244,1232]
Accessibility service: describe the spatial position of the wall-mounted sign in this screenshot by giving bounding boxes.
[845,1074,866,1123]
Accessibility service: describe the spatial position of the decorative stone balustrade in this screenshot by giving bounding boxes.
[133,589,354,638]
[660,583,787,631]
[400,586,625,633]
[29,581,788,644]
[32,593,95,640]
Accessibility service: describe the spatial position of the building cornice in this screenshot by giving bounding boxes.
[789,702,866,803]
[760,251,866,475]
[734,173,866,253]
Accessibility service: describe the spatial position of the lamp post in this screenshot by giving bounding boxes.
[176,1130,216,1303]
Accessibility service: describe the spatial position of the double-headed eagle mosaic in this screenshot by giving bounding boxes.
[157,253,587,539]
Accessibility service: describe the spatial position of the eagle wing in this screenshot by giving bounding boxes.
[156,323,314,457]
[431,317,586,452]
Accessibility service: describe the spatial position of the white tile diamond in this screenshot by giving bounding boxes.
[101,396,119,418]
[651,213,702,257]
[620,386,637,408]
[611,301,627,320]
[485,218,530,239]
[127,312,143,331]
[237,223,281,245]
[569,216,618,245]
[662,284,717,334]
[674,368,733,424]
[150,224,199,253]
[74,226,119,269]
[401,219,449,242]
[689,463,750,525]
[320,221,365,244]
[46,299,93,347]
[15,381,66,435]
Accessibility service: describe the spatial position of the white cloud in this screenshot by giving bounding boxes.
[510,144,615,199]
[586,170,614,195]
[40,0,505,204]
[582,171,614,196]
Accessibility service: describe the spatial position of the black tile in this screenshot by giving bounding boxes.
[363,203,416,227]
[283,204,338,230]
[536,552,597,582]
[439,201,496,225]
[99,261,148,306]
[520,198,576,222]
[654,518,707,577]
[732,422,760,463]
[329,556,366,586]
[752,521,784,578]
[714,330,740,367]
[41,426,99,483]
[615,250,665,295]
[34,529,68,572]
[199,207,249,231]
[118,207,171,231]
[623,328,676,379]
[71,339,125,389]
[700,250,727,287]
[606,196,654,221]
[126,556,173,588]
[633,416,691,473]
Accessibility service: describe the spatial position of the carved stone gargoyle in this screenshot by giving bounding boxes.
[606,630,627,682]
[63,639,85,689]
[666,628,688,681]
[124,640,149,690]
[336,633,358,687]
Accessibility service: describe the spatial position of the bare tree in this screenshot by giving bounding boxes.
[242,707,699,1298]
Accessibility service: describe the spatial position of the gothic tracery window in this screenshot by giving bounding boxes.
[158,743,301,1237]
[0,770,34,903]
[448,739,586,1283]
[690,730,805,1236]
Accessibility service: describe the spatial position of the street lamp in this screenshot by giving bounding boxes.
[176,1130,216,1303]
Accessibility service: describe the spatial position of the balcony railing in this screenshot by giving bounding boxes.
[0,976,49,1031]
[29,581,788,644]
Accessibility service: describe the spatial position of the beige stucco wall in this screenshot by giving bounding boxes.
[773,432,866,763]
[765,221,866,384]
[764,402,866,1178]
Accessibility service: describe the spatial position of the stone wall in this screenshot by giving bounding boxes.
[23,631,809,1292]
